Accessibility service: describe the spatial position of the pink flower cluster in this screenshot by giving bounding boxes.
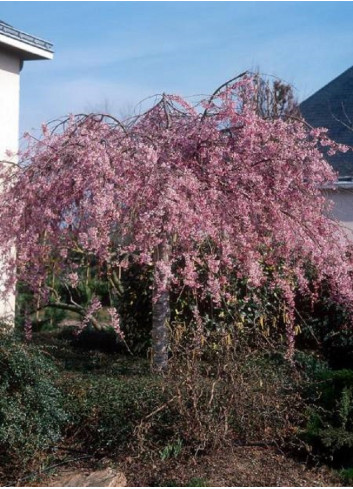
[76,296,102,335]
[24,313,32,342]
[108,307,124,339]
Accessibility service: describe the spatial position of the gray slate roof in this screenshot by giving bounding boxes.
[0,20,53,53]
[300,66,353,176]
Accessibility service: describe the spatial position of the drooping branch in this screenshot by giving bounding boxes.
[201,71,248,121]
[35,301,105,331]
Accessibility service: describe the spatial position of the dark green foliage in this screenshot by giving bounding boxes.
[117,263,153,354]
[291,287,353,467]
[0,336,68,478]
[339,467,353,485]
[59,374,170,453]
[301,367,353,467]
[323,329,353,370]
[295,291,352,369]
[159,438,183,460]
[60,326,122,353]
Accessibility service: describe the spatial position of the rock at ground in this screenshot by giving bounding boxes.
[54,467,126,487]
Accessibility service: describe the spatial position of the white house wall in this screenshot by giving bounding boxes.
[0,49,20,323]
[324,188,353,240]
[0,51,20,157]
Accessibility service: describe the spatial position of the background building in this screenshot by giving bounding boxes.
[301,66,353,239]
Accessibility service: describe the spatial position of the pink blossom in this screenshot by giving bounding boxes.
[67,272,79,288]
[108,307,124,339]
[24,313,32,341]
[76,296,102,335]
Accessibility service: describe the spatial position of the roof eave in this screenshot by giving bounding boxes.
[0,33,53,60]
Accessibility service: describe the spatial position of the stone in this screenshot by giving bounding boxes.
[56,467,126,487]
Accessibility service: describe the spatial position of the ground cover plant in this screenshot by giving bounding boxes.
[0,333,68,481]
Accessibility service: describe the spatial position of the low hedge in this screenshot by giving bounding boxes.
[0,336,68,479]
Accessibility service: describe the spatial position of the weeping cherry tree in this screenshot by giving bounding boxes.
[0,74,353,371]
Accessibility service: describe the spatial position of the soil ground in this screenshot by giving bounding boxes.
[32,445,341,487]
[119,446,342,487]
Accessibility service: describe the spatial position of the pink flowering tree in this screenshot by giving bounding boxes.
[0,75,352,371]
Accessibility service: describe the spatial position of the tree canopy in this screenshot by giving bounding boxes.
[0,75,352,368]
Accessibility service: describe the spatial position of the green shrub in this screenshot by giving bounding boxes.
[60,374,171,453]
[301,367,353,466]
[0,336,68,479]
[339,467,353,485]
[295,291,353,369]
[323,330,353,370]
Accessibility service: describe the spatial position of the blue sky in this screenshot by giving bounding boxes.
[2,1,353,134]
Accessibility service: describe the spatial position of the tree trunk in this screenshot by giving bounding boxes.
[152,241,171,372]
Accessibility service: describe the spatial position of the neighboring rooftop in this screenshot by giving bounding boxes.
[0,20,53,61]
[300,66,353,176]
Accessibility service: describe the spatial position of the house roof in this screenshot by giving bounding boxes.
[0,20,53,61]
[300,66,353,176]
